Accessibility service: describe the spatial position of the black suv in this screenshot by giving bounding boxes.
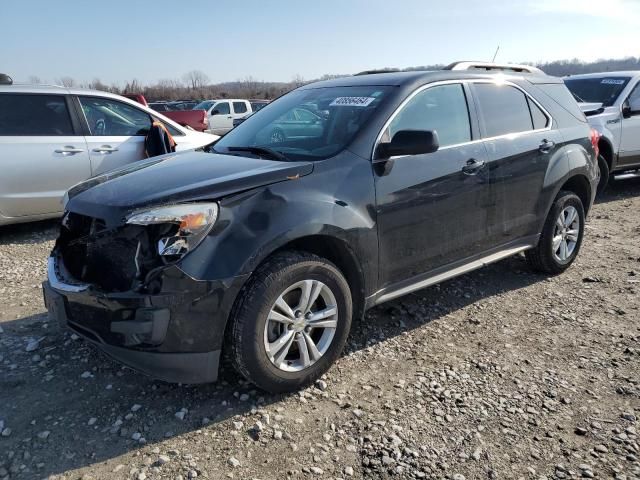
[44,63,598,393]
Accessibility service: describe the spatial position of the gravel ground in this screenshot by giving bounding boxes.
[1,179,639,480]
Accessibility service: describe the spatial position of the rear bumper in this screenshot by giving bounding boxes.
[43,252,248,384]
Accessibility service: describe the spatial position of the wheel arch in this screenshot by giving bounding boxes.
[556,174,593,216]
[598,136,615,170]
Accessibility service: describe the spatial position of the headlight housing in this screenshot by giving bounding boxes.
[126,203,219,258]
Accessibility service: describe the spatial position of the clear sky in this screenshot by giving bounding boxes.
[2,0,639,86]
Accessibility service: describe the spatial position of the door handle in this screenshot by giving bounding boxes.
[227,115,233,119]
[461,158,486,175]
[538,139,555,154]
[54,146,84,154]
[92,145,119,154]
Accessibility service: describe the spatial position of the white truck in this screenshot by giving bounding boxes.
[564,72,640,193]
[193,99,253,135]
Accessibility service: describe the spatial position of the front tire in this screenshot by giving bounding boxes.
[525,190,585,274]
[228,251,352,393]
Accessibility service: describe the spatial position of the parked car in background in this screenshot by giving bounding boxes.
[130,96,209,132]
[45,63,597,393]
[147,102,171,112]
[564,72,640,193]
[250,100,270,112]
[0,83,217,225]
[194,99,253,135]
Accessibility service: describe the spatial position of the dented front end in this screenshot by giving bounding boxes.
[44,210,248,384]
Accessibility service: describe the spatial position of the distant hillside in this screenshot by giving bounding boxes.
[48,57,640,101]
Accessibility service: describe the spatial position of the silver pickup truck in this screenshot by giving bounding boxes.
[564,72,640,193]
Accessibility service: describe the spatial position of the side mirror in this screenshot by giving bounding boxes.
[375,130,440,160]
[625,98,640,118]
[211,109,220,116]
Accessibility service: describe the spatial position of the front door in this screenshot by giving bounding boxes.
[374,83,493,288]
[0,93,91,218]
[77,96,152,176]
[208,101,232,134]
[619,82,640,168]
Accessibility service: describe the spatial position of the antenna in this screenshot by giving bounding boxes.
[491,46,500,63]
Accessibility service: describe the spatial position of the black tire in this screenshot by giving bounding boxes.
[525,190,585,274]
[228,251,352,393]
[596,155,610,195]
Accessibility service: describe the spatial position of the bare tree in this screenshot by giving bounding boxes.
[123,79,142,94]
[56,76,76,87]
[291,74,306,88]
[183,70,210,90]
[28,75,43,84]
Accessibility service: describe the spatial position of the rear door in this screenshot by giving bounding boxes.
[76,96,152,176]
[471,82,562,244]
[619,81,640,167]
[232,101,249,120]
[0,93,90,218]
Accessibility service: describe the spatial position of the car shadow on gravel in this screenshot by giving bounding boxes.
[0,253,546,478]
[0,219,58,245]
[596,175,640,205]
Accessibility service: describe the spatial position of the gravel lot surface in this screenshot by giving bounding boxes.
[1,179,639,480]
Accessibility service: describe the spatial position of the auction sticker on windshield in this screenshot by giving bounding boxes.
[601,79,626,85]
[330,97,375,107]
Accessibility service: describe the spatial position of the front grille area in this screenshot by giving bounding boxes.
[58,212,151,292]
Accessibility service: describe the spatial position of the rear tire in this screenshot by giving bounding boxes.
[596,155,610,195]
[525,190,585,274]
[228,251,352,393]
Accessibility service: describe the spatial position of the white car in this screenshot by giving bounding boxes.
[194,99,252,135]
[0,83,218,226]
[564,71,640,193]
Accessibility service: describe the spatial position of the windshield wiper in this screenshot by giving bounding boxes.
[226,146,289,161]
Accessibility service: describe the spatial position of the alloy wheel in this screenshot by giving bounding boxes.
[552,206,580,262]
[263,279,338,372]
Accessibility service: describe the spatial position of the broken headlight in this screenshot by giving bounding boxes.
[126,203,219,258]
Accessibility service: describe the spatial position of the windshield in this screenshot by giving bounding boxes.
[564,77,631,107]
[212,86,391,161]
[194,100,215,111]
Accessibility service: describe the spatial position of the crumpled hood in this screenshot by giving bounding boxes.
[66,151,313,225]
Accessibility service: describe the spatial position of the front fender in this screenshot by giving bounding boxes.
[178,154,378,293]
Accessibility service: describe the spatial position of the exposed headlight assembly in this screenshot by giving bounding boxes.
[126,203,219,257]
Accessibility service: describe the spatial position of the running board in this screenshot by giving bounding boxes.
[613,171,640,181]
[372,245,532,306]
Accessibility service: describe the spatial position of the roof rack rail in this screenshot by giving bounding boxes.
[354,68,401,76]
[444,61,544,74]
[0,73,13,85]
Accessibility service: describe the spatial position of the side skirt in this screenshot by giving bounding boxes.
[366,236,538,308]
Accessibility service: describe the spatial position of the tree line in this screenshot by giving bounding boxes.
[26,57,640,102]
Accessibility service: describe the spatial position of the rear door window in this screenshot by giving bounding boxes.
[0,94,74,136]
[474,83,536,138]
[79,97,152,136]
[528,98,549,130]
[233,102,248,114]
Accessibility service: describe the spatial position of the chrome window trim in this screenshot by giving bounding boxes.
[372,79,554,160]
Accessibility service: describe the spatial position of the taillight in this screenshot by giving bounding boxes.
[590,128,600,158]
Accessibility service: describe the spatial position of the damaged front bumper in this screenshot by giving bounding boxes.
[43,251,248,384]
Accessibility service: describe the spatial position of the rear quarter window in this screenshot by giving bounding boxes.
[535,84,587,123]
[0,94,74,136]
